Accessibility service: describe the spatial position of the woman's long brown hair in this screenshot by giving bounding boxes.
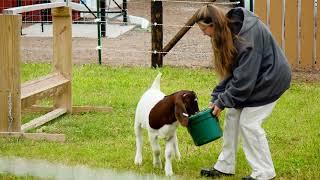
[196,5,237,79]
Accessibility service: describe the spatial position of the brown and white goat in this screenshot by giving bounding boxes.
[134,73,199,176]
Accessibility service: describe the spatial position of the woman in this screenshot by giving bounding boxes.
[195,4,291,180]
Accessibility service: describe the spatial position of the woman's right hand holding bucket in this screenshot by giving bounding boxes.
[208,102,221,117]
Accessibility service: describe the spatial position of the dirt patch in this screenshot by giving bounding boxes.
[291,68,320,83]
[20,0,320,83]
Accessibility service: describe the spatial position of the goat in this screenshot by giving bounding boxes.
[134,73,199,176]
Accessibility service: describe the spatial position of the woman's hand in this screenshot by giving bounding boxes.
[208,102,222,117]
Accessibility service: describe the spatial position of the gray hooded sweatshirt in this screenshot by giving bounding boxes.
[211,7,291,109]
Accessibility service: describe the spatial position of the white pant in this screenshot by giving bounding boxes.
[214,102,276,180]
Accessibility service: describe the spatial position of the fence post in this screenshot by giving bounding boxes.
[96,0,102,64]
[52,7,72,113]
[300,0,314,68]
[316,0,320,70]
[249,0,253,12]
[123,0,128,24]
[284,0,299,67]
[269,0,283,47]
[100,0,106,37]
[254,0,267,24]
[0,15,22,132]
[151,0,163,68]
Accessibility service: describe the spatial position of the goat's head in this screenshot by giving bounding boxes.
[174,90,199,127]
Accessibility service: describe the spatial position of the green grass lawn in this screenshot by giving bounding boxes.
[1,63,320,179]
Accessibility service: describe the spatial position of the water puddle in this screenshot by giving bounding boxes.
[0,156,174,180]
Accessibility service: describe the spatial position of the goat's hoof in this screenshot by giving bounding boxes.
[176,154,181,161]
[134,156,142,165]
[165,171,173,176]
[174,150,181,161]
[153,162,162,168]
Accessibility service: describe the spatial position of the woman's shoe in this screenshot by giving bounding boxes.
[200,168,234,178]
[242,176,256,180]
[242,176,275,180]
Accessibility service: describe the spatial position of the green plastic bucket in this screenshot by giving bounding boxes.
[187,108,223,146]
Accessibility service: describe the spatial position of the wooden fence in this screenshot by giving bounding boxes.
[0,3,112,142]
[151,0,319,70]
[255,0,319,70]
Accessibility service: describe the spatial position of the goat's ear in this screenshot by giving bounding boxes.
[182,92,191,101]
[174,96,188,127]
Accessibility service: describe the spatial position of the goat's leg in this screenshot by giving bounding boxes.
[134,122,143,165]
[149,133,162,168]
[165,137,175,176]
[173,132,181,161]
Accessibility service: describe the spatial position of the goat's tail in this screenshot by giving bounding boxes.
[150,72,162,90]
